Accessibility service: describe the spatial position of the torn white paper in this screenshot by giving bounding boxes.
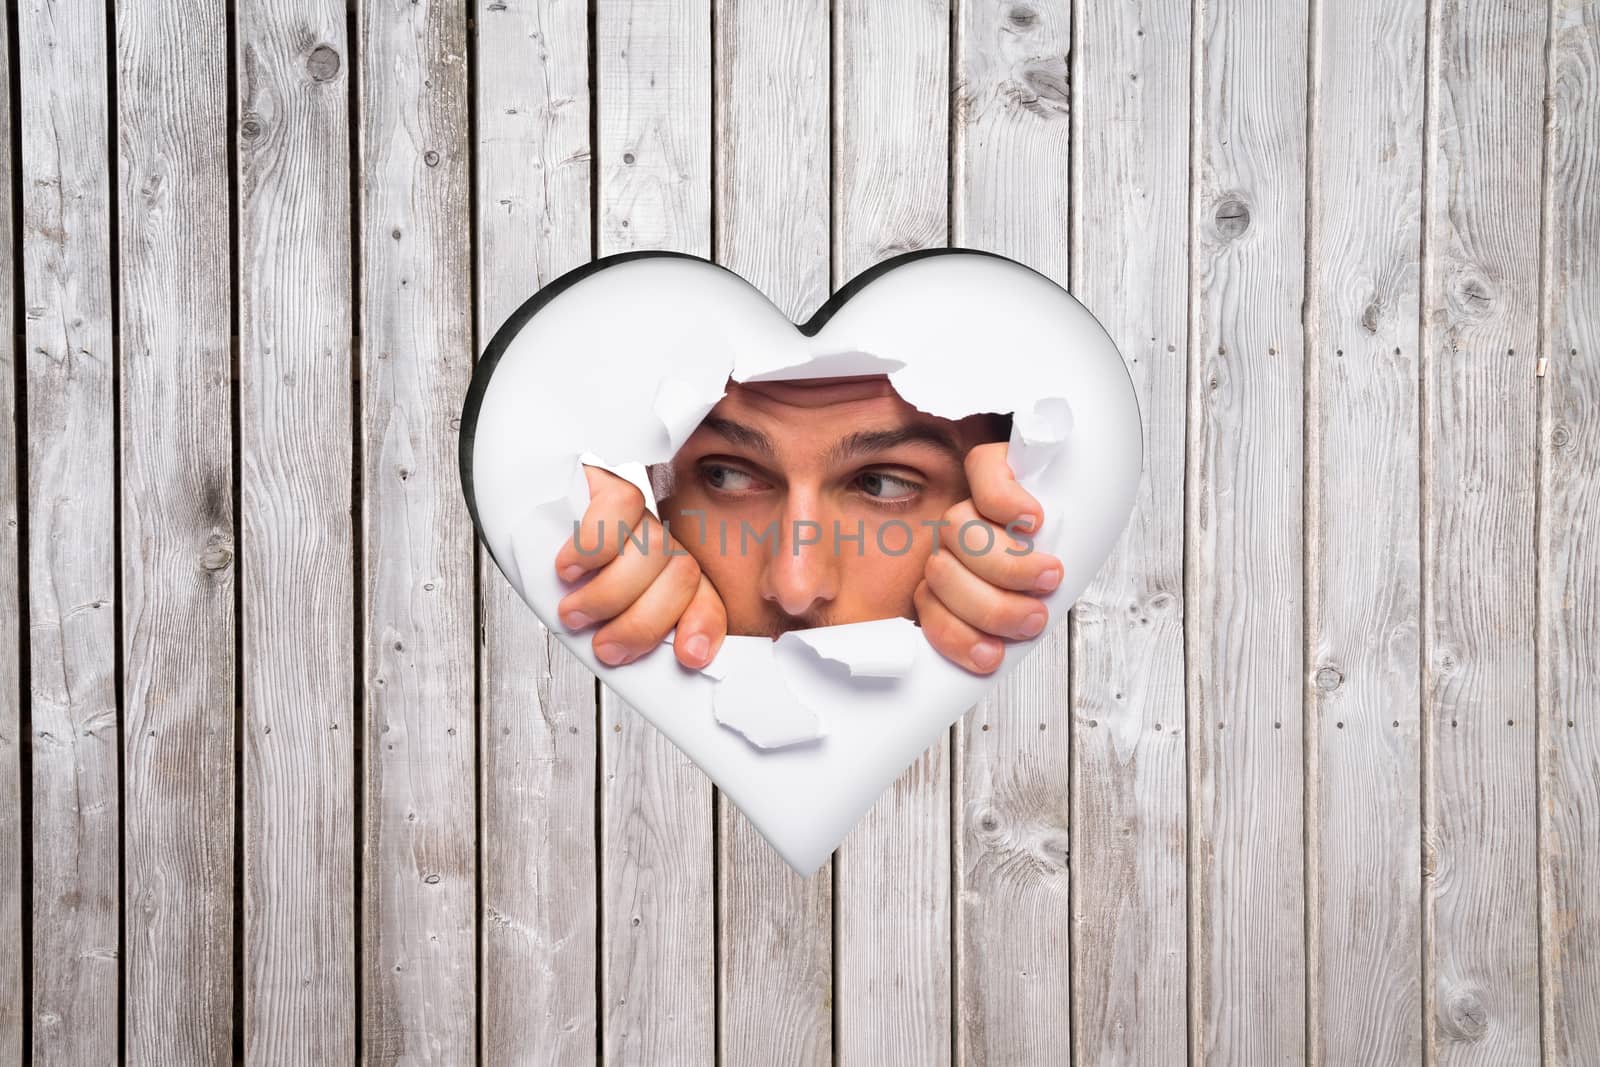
[710,639,825,749]
[654,376,722,453]
[778,618,921,678]
[1007,396,1075,482]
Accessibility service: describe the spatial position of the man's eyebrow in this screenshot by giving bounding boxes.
[829,424,962,465]
[700,416,777,457]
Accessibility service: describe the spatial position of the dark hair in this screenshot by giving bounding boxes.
[980,412,1013,443]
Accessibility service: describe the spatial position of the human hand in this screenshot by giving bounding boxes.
[913,442,1064,675]
[554,465,728,670]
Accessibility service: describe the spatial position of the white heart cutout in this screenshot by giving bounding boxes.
[461,249,1142,876]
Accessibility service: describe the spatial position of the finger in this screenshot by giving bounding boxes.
[557,514,674,628]
[671,573,729,670]
[936,499,1063,595]
[924,548,1050,641]
[914,579,1005,675]
[554,465,647,580]
[963,441,1045,534]
[589,552,703,666]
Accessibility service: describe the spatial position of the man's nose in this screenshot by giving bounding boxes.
[760,495,841,618]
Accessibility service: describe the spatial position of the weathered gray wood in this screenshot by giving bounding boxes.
[236,4,356,1058]
[1304,0,1427,1062]
[115,0,236,1060]
[1541,7,1600,1059]
[18,0,121,1055]
[358,0,476,1061]
[954,656,1071,1065]
[832,1,953,1063]
[1186,0,1309,1059]
[949,2,1073,1063]
[0,0,22,1056]
[712,1,833,1064]
[1421,1,1546,1062]
[1067,0,1191,1060]
[595,0,716,1062]
[473,0,600,1062]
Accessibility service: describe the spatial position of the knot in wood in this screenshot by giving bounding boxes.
[306,45,341,82]
[201,541,234,572]
[1451,271,1496,319]
[1443,988,1489,1040]
[1314,666,1343,692]
[1214,198,1250,239]
[1007,4,1040,28]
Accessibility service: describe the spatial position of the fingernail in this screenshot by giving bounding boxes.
[562,610,592,629]
[1018,612,1047,638]
[971,639,1003,671]
[595,642,628,665]
[1015,514,1039,533]
[1033,566,1061,593]
[559,563,584,582]
[682,634,710,664]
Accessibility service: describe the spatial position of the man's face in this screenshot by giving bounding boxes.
[655,376,1004,638]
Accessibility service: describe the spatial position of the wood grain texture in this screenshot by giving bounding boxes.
[950,1,1073,1063]
[1186,0,1309,1060]
[712,1,833,1064]
[833,1,953,1063]
[1067,0,1191,1060]
[1304,0,1427,1062]
[17,0,121,1056]
[0,0,22,1056]
[1539,0,1600,1060]
[358,0,475,1061]
[473,0,600,1062]
[1421,1,1546,1062]
[954,653,1071,1066]
[596,0,716,1062]
[236,3,355,1059]
[115,0,236,1060]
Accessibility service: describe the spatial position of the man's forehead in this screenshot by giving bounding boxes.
[719,373,904,409]
[678,373,1011,460]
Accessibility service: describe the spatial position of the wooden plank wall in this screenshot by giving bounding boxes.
[0,0,1596,1063]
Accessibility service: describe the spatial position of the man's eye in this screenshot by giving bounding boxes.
[856,470,921,501]
[702,463,761,492]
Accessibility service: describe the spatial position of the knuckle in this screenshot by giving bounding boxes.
[963,443,991,481]
[977,596,1016,636]
[602,614,658,651]
[663,551,701,591]
[925,548,961,586]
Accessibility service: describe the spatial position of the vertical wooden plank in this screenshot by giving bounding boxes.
[115,0,235,1060]
[17,0,120,1056]
[1186,0,1308,1060]
[0,0,22,1056]
[1067,0,1191,1060]
[595,0,715,1062]
[1541,3,1600,1059]
[358,0,475,1061]
[949,1,1073,1063]
[712,0,833,1064]
[1421,1,1545,1062]
[1304,0,1427,1062]
[833,2,951,1063]
[236,2,355,1058]
[1311,0,1428,1043]
[473,0,599,1062]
